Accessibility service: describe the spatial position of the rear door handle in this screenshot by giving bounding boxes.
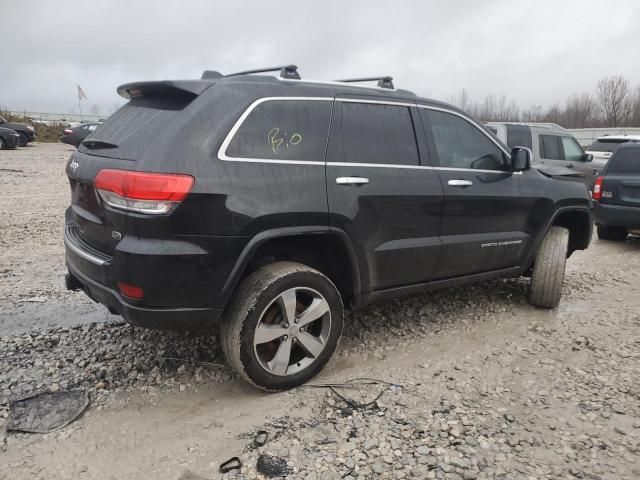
[447,179,473,187]
[336,177,369,186]
[567,164,574,168]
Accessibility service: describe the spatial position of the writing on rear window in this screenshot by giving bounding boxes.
[226,100,332,162]
[268,128,303,154]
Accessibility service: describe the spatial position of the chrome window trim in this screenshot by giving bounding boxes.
[335,97,416,108]
[217,96,516,175]
[328,161,433,170]
[276,76,399,92]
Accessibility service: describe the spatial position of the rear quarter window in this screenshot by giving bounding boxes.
[225,99,333,162]
[608,148,640,174]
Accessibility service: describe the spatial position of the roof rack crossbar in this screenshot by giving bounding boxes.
[336,76,394,89]
[225,65,300,80]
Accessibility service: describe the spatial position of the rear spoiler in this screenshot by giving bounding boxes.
[116,80,213,100]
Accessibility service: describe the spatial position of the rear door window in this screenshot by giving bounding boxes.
[226,99,332,162]
[560,136,584,162]
[425,110,506,170]
[539,135,562,160]
[332,102,419,166]
[608,148,640,174]
[506,125,532,149]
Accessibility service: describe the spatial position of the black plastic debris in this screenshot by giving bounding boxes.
[6,390,89,433]
[219,457,242,474]
[256,454,291,478]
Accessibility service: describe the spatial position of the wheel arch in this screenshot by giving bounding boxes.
[221,227,363,309]
[525,206,593,269]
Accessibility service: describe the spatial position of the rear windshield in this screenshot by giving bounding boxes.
[587,139,630,153]
[77,94,195,159]
[608,148,640,174]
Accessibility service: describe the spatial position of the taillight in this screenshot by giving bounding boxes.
[117,282,144,300]
[95,169,194,214]
[593,176,604,201]
[63,129,73,135]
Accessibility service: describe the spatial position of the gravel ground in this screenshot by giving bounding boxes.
[1,144,639,479]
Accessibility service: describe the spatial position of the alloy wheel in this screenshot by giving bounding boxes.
[253,287,331,376]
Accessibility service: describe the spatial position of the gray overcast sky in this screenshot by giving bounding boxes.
[2,0,640,116]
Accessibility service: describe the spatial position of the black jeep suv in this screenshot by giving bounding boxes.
[64,65,592,390]
[593,143,640,240]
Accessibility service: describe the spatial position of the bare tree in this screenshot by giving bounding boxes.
[596,76,630,127]
[450,88,470,111]
[625,86,640,127]
[564,94,596,128]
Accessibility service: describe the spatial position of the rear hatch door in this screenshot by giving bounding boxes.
[600,147,640,207]
[66,80,210,253]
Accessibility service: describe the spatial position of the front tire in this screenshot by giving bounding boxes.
[0,137,5,150]
[597,225,628,241]
[221,261,343,391]
[529,226,569,309]
[18,132,28,147]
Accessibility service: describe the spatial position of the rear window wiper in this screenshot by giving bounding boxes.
[81,139,119,149]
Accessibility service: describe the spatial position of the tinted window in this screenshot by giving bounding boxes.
[608,148,640,174]
[226,100,332,161]
[333,102,419,165]
[540,135,562,160]
[561,136,584,162]
[587,139,630,153]
[426,110,505,170]
[506,125,532,149]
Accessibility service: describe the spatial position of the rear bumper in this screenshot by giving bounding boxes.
[63,208,231,330]
[595,203,640,229]
[66,262,221,330]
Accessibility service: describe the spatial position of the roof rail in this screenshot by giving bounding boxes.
[336,76,394,89]
[225,65,300,80]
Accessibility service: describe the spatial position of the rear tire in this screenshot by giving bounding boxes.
[529,226,569,309]
[18,132,28,147]
[0,137,5,150]
[597,225,628,241]
[221,261,343,391]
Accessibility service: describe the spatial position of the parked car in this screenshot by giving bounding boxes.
[0,116,36,146]
[486,122,597,189]
[61,123,101,147]
[64,66,593,390]
[593,143,640,241]
[586,135,640,169]
[0,127,20,150]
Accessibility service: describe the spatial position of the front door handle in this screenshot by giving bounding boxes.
[567,164,574,168]
[447,179,473,187]
[336,177,369,186]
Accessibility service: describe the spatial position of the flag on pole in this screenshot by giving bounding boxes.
[77,85,87,101]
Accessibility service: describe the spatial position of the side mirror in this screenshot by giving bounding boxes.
[510,146,532,172]
[584,153,593,163]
